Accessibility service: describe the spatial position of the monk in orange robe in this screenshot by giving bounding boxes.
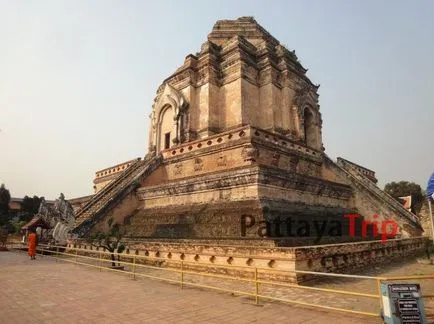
[27,229,38,260]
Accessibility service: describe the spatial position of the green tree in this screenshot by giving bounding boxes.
[20,195,43,222]
[384,181,425,214]
[0,227,8,249]
[87,218,126,267]
[0,184,11,226]
[0,184,10,215]
[1,222,15,234]
[9,218,26,235]
[21,195,42,214]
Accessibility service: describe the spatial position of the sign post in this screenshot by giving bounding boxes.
[427,173,434,240]
[381,283,426,324]
[429,199,434,240]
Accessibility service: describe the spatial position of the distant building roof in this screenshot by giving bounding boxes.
[21,216,50,230]
[67,194,94,204]
[9,197,55,204]
[9,197,55,211]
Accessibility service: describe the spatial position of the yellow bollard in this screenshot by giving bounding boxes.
[132,256,136,280]
[255,267,259,305]
[181,261,184,289]
[377,278,383,311]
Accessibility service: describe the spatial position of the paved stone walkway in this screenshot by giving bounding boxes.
[58,249,434,316]
[0,251,379,323]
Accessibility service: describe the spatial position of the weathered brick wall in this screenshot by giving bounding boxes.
[294,237,426,279]
[70,237,426,283]
[68,239,298,282]
[90,193,140,235]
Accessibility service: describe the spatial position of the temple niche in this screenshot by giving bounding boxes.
[73,17,422,245]
[149,84,188,154]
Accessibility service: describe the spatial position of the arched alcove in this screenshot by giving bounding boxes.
[158,105,174,152]
[149,83,188,154]
[303,108,316,148]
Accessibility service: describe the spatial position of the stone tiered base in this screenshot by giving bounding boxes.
[70,237,426,283]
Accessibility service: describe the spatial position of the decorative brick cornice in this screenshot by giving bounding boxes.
[159,125,322,164]
[258,166,353,199]
[136,164,352,201]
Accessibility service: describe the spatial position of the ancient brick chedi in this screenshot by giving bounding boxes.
[73,17,422,245]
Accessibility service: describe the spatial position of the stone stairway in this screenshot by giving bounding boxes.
[333,156,420,226]
[73,154,162,236]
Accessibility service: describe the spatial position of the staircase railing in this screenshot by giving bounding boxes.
[330,156,419,225]
[76,158,143,219]
[74,154,162,232]
[350,170,419,224]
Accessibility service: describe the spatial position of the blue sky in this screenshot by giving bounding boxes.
[0,0,433,199]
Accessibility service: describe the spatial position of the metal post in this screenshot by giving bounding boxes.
[56,246,59,262]
[255,268,259,305]
[99,251,102,271]
[75,249,78,263]
[132,256,136,280]
[377,278,383,311]
[428,199,434,241]
[181,261,184,289]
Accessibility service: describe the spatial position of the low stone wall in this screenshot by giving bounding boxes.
[68,239,297,282]
[68,237,427,283]
[294,237,426,280]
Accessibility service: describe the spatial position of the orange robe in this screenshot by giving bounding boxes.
[27,233,37,257]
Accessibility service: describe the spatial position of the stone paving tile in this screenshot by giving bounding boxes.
[0,251,380,323]
[96,252,434,317]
